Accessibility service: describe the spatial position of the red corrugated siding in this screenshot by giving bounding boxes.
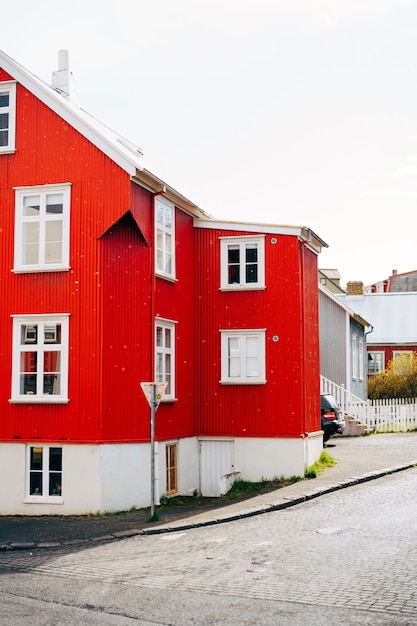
[1,81,131,442]
[154,209,198,440]
[195,228,320,437]
[100,212,152,441]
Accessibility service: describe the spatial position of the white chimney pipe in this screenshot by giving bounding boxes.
[52,49,78,105]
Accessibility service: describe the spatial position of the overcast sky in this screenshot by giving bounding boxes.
[3,0,417,287]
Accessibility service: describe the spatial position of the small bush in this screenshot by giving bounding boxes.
[306,451,335,478]
[368,352,417,399]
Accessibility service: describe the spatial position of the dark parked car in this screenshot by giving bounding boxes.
[320,393,345,443]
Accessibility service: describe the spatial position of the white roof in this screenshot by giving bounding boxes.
[340,292,417,344]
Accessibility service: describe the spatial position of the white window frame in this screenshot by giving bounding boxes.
[368,351,385,375]
[11,314,70,403]
[155,319,176,400]
[359,338,364,381]
[352,334,358,380]
[155,196,175,280]
[14,183,71,273]
[0,81,16,153]
[220,329,266,384]
[220,235,265,290]
[24,445,63,504]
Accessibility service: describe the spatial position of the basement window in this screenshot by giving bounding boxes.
[25,445,63,502]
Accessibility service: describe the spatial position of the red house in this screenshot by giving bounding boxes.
[0,50,327,515]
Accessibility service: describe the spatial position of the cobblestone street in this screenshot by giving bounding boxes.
[2,465,417,624]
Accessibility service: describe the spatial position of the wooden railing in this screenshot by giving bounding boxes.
[320,376,417,433]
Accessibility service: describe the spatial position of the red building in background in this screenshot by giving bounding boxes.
[0,50,327,515]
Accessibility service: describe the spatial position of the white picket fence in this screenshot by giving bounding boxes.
[320,376,417,434]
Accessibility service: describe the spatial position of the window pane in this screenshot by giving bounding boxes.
[246,336,259,377]
[156,205,164,225]
[164,207,172,229]
[21,324,37,345]
[0,112,8,129]
[20,351,37,373]
[20,351,37,395]
[0,129,8,146]
[30,473,43,495]
[23,196,41,216]
[44,352,61,394]
[164,252,172,274]
[49,448,62,496]
[246,246,257,263]
[30,447,43,470]
[49,448,62,471]
[45,220,63,263]
[46,193,63,214]
[0,93,9,107]
[246,263,258,283]
[163,328,170,348]
[22,222,40,264]
[228,337,241,377]
[44,323,60,344]
[156,327,163,347]
[228,246,240,284]
[245,245,258,283]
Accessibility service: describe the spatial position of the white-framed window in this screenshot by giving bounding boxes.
[359,338,364,381]
[166,442,178,496]
[0,81,16,153]
[155,197,175,279]
[352,334,358,379]
[220,329,266,384]
[14,184,71,273]
[11,314,70,403]
[368,351,384,375]
[25,445,63,502]
[220,236,265,290]
[155,319,175,399]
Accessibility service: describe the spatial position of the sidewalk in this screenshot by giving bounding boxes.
[1,432,417,550]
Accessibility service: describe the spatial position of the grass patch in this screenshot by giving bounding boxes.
[306,450,336,478]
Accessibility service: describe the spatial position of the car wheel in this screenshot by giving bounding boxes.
[323,430,330,443]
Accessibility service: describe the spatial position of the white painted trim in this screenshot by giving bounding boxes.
[11,314,70,403]
[0,80,16,152]
[14,184,71,272]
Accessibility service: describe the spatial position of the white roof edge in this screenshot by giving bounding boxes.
[194,219,327,250]
[0,49,143,176]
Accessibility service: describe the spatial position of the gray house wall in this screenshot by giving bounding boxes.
[319,289,347,387]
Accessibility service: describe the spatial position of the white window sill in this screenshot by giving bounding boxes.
[12,266,71,274]
[9,398,69,404]
[155,272,177,283]
[0,148,16,155]
[219,285,266,291]
[220,380,267,385]
[23,497,64,505]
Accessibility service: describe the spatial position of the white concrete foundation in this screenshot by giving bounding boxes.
[0,433,323,515]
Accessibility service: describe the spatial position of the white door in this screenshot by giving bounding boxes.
[199,440,235,497]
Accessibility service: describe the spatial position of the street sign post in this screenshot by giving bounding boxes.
[140,382,168,519]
